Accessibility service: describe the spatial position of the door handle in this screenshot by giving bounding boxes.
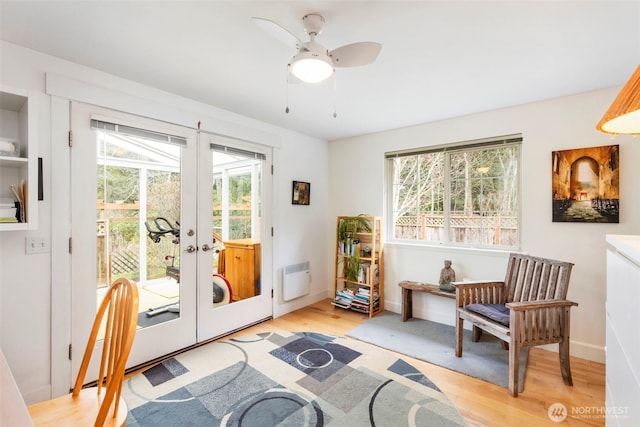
[201,244,213,252]
[185,245,197,253]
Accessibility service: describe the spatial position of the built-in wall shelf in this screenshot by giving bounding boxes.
[0,156,28,167]
[0,86,38,231]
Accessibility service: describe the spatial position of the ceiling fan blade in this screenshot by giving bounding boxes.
[329,42,382,67]
[252,17,302,49]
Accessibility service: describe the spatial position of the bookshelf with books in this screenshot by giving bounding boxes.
[0,86,38,231]
[332,216,383,317]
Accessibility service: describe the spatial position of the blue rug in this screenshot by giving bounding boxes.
[122,331,466,426]
[347,311,528,393]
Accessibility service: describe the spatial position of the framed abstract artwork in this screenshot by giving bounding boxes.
[552,144,619,223]
[292,181,310,205]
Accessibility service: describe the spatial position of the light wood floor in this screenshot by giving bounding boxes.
[225,299,606,427]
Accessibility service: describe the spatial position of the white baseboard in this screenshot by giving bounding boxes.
[273,290,327,318]
[538,341,605,364]
[23,384,51,405]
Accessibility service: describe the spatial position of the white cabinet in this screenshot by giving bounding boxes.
[0,86,38,230]
[606,235,640,427]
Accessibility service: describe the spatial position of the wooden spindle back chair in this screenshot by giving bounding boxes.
[29,278,139,426]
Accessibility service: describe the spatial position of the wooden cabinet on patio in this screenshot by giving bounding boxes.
[224,239,260,301]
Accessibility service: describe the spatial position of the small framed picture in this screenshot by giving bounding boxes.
[292,181,310,205]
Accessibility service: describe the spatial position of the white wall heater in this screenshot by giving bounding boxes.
[282,261,311,302]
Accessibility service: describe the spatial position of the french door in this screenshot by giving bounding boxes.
[196,132,273,340]
[70,102,272,381]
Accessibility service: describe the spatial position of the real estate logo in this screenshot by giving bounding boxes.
[548,402,630,422]
[548,402,568,423]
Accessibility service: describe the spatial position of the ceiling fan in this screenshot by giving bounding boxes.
[252,13,382,84]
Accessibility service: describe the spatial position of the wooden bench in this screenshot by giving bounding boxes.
[399,280,455,321]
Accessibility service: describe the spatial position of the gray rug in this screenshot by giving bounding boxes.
[347,311,528,393]
[122,331,466,426]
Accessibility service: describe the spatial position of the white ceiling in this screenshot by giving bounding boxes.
[1,1,639,141]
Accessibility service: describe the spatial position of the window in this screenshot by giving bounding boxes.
[386,135,521,249]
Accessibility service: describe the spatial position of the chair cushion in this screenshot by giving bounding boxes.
[465,303,510,326]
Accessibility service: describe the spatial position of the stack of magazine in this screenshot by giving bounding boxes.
[332,286,379,314]
[350,287,380,313]
[0,197,18,223]
[332,288,354,309]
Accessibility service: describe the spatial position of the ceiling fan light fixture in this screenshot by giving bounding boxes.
[290,51,334,83]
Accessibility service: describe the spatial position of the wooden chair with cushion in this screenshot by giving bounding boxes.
[29,278,139,426]
[453,253,577,397]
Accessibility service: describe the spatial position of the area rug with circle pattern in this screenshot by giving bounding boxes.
[122,331,466,426]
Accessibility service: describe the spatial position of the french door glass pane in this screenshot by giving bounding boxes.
[96,128,182,328]
[212,148,262,302]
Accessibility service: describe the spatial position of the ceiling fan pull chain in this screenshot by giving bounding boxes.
[285,64,291,114]
[333,71,337,118]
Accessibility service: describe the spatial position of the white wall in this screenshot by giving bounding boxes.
[0,41,330,403]
[328,87,640,363]
[274,130,330,316]
[2,38,634,404]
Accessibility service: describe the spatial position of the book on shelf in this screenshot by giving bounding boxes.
[331,299,351,309]
[339,239,361,256]
[0,207,16,218]
[360,263,379,285]
[0,196,19,223]
[353,294,369,303]
[6,181,26,223]
[332,288,354,309]
[336,288,354,299]
[333,285,379,313]
[350,299,380,314]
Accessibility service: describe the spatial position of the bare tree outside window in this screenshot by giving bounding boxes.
[388,136,521,249]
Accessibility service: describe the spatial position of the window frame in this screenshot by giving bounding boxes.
[384,134,522,250]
